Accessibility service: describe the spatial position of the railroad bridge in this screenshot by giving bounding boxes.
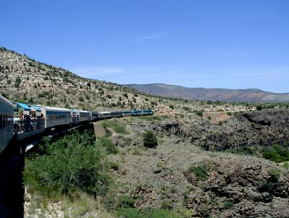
[0,95,153,218]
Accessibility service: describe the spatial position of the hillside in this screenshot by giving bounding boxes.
[127,83,289,103]
[0,47,256,117]
[0,47,159,111]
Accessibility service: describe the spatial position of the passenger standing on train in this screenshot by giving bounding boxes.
[24,114,32,132]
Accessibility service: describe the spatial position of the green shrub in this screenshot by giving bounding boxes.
[97,137,118,154]
[258,168,281,193]
[24,130,110,198]
[268,169,280,183]
[117,196,136,209]
[262,145,289,163]
[193,110,203,117]
[188,164,208,181]
[143,131,158,148]
[256,105,263,111]
[283,162,289,169]
[102,120,128,134]
[116,208,180,218]
[224,201,234,209]
[15,76,21,88]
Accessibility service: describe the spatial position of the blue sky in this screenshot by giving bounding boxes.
[1,0,289,92]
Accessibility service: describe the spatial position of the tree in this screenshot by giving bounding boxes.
[15,76,21,88]
[143,131,158,148]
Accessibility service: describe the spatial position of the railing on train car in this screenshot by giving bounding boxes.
[14,118,45,134]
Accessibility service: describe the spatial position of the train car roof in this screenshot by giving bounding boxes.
[44,106,71,112]
[0,95,15,109]
[98,111,111,114]
[16,102,31,111]
[79,110,90,113]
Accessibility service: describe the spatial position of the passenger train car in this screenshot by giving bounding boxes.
[0,95,15,154]
[1,94,154,148]
[42,106,72,128]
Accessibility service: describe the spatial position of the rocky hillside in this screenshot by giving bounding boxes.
[24,115,289,217]
[127,83,289,103]
[0,47,256,116]
[0,47,159,111]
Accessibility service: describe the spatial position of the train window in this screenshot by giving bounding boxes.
[0,113,11,129]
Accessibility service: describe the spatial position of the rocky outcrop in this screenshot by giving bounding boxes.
[189,110,289,151]
[183,157,289,218]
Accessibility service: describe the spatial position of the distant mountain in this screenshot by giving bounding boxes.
[126,83,289,103]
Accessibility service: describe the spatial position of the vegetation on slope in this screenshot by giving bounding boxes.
[24,129,111,198]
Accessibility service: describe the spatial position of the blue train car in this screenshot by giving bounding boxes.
[142,109,153,115]
[122,111,132,116]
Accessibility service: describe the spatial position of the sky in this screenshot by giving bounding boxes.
[1,0,289,93]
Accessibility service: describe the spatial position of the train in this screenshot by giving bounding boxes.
[0,95,153,155]
[0,95,15,154]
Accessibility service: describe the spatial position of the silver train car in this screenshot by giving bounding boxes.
[42,106,72,128]
[0,95,14,154]
[79,110,91,122]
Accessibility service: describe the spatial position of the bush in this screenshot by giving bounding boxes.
[97,137,118,154]
[143,131,158,148]
[116,208,180,218]
[224,201,234,209]
[188,164,208,181]
[256,105,263,111]
[262,145,289,163]
[102,120,128,134]
[24,130,111,198]
[15,76,21,88]
[117,195,136,209]
[193,110,203,117]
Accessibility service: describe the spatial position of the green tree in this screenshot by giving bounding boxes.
[15,76,21,88]
[143,131,158,148]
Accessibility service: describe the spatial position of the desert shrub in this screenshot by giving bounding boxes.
[78,96,84,102]
[262,145,289,163]
[183,106,191,112]
[15,76,21,88]
[24,130,110,198]
[193,110,203,117]
[117,195,136,209]
[283,162,289,169]
[116,208,180,218]
[97,137,118,154]
[258,169,281,194]
[188,164,208,181]
[143,131,158,148]
[102,120,128,134]
[256,105,263,111]
[223,201,234,209]
[229,146,257,156]
[268,169,281,183]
